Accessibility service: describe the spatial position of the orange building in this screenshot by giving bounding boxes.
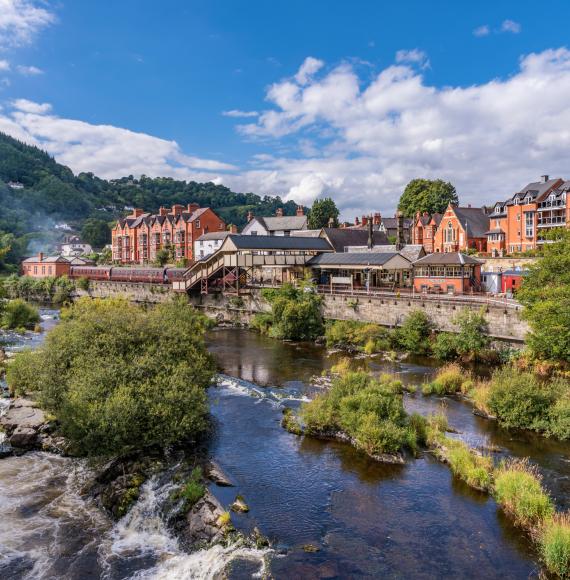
[21,253,71,278]
[411,211,442,253]
[486,176,565,256]
[412,252,482,294]
[433,205,489,253]
[112,204,225,264]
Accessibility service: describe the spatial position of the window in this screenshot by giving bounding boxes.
[42,266,45,275]
[444,222,455,243]
[525,212,534,238]
[48,266,52,275]
[516,214,521,221]
[34,266,38,274]
[195,220,200,228]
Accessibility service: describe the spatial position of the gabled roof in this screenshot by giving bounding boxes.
[379,217,413,229]
[413,252,482,266]
[345,244,425,262]
[197,231,231,241]
[451,207,490,238]
[23,255,70,264]
[320,228,389,252]
[307,252,410,268]
[253,215,308,232]
[224,234,332,251]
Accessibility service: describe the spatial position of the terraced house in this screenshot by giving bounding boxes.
[112,204,226,264]
[486,176,567,255]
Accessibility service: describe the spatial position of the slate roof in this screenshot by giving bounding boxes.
[308,252,401,267]
[22,255,70,264]
[227,234,332,251]
[321,228,389,252]
[412,252,482,266]
[452,207,490,238]
[197,231,231,241]
[255,215,308,232]
[379,217,413,229]
[345,244,425,262]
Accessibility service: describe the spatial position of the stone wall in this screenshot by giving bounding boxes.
[78,282,529,343]
[480,257,537,272]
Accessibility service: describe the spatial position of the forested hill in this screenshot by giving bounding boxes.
[0,131,302,269]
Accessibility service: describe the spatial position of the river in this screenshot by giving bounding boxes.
[2,318,570,578]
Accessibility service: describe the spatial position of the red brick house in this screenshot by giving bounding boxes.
[411,211,442,253]
[412,252,483,294]
[433,205,489,253]
[21,253,71,278]
[112,204,225,264]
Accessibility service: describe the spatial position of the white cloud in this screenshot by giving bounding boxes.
[295,56,324,85]
[501,19,521,34]
[395,49,430,69]
[228,48,570,216]
[0,100,238,180]
[473,25,490,37]
[0,59,10,71]
[16,64,42,75]
[222,109,259,118]
[0,0,55,48]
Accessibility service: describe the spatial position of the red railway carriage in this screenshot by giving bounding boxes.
[165,268,186,282]
[69,266,112,280]
[109,267,166,283]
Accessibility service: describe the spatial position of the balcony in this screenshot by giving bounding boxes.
[538,200,566,210]
[537,216,567,227]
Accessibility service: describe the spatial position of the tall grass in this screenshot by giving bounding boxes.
[493,459,554,529]
[422,363,469,396]
[539,513,570,578]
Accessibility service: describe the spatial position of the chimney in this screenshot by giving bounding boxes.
[396,211,405,251]
[159,207,168,217]
[187,203,199,214]
[38,252,44,263]
[229,224,238,234]
[373,212,381,225]
[361,215,369,226]
[171,204,184,215]
[354,217,360,226]
[541,175,549,183]
[423,211,429,217]
[246,211,254,222]
[275,208,284,217]
[130,208,144,218]
[296,205,304,217]
[367,216,373,250]
[328,217,335,228]
[467,203,471,208]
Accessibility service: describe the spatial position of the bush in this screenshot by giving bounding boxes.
[301,371,418,457]
[422,364,467,396]
[1,299,40,330]
[77,277,90,291]
[539,513,570,578]
[259,281,323,341]
[7,297,216,456]
[493,459,554,529]
[549,396,570,440]
[394,310,432,355]
[432,332,459,361]
[445,440,493,491]
[6,349,41,396]
[325,320,392,353]
[433,309,491,362]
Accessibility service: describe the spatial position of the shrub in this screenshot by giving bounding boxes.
[7,297,216,456]
[77,277,90,291]
[471,381,492,416]
[325,320,391,352]
[394,310,432,355]
[6,349,41,396]
[539,513,570,578]
[493,459,554,529]
[433,309,491,362]
[175,466,205,510]
[432,332,459,361]
[281,408,303,435]
[548,395,570,440]
[422,364,467,396]
[1,299,40,330]
[301,371,418,456]
[445,440,493,491]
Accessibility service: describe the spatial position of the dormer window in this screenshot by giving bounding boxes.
[525,196,532,204]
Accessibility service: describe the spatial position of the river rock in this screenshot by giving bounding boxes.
[9,426,38,448]
[0,398,46,434]
[207,461,234,487]
[230,494,249,513]
[183,489,226,546]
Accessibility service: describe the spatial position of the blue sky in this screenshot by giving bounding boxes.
[2,0,570,217]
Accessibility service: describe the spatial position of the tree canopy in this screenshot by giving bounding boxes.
[397,179,458,218]
[80,218,111,249]
[518,230,570,363]
[308,197,340,229]
[7,297,216,456]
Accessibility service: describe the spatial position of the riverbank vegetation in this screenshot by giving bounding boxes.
[3,274,75,304]
[300,370,424,458]
[6,297,216,456]
[251,281,324,341]
[0,298,40,331]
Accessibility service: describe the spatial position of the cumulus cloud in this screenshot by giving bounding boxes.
[395,49,430,69]
[16,64,42,75]
[222,109,259,118]
[295,56,324,85]
[0,100,238,180]
[501,19,521,34]
[0,0,55,49]
[473,25,490,37]
[228,48,570,216]
[0,59,10,71]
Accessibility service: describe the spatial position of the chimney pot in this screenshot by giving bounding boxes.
[373,212,381,225]
[159,207,168,217]
[541,174,549,183]
[354,217,360,225]
[38,252,44,262]
[275,208,284,217]
[296,205,304,217]
[361,216,368,226]
[187,203,199,214]
[246,211,254,222]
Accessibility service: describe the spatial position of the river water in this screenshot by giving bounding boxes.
[1,320,570,579]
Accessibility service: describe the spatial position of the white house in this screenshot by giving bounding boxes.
[60,241,93,257]
[241,207,307,236]
[194,231,231,260]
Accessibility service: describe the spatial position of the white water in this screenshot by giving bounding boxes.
[217,374,311,405]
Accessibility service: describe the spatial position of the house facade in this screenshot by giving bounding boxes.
[241,207,307,236]
[433,205,489,253]
[112,204,225,264]
[22,253,72,278]
[412,252,483,294]
[411,212,442,253]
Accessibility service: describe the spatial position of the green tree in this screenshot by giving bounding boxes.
[397,179,458,218]
[308,197,340,229]
[6,297,216,456]
[518,229,570,362]
[81,218,111,249]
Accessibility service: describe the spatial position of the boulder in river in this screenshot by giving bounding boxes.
[230,494,250,513]
[8,426,38,448]
[0,398,49,452]
[183,489,227,547]
[207,461,234,487]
